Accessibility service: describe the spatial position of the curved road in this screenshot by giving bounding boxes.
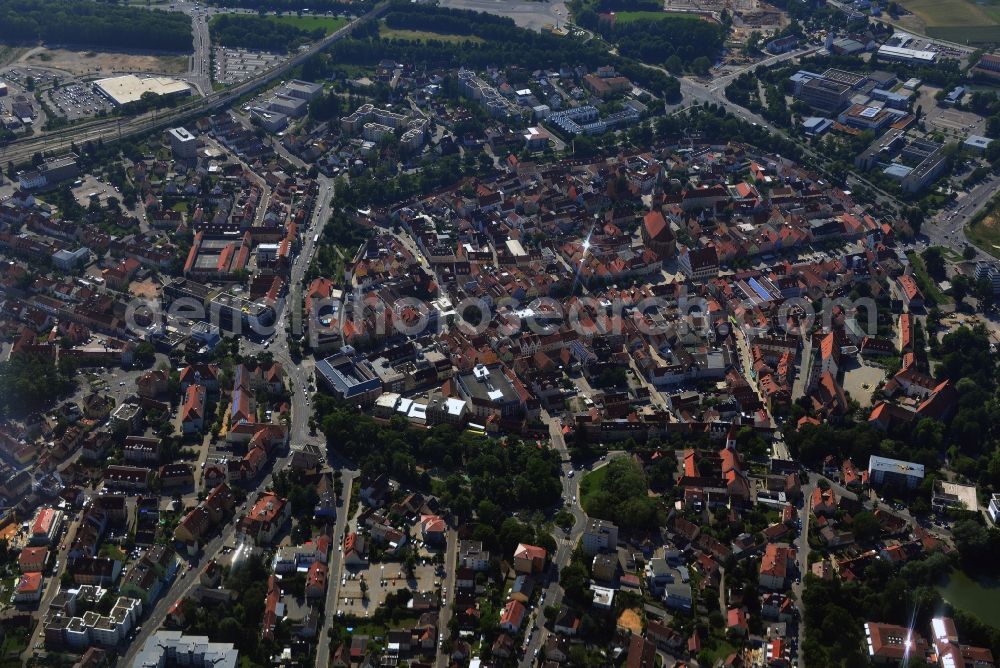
[517,412,591,667]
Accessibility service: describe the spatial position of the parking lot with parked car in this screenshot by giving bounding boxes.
[45,82,115,121]
[336,562,438,618]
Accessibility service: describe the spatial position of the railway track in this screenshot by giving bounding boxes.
[0,3,386,166]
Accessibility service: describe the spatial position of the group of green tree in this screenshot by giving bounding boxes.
[0,0,192,51]
[0,352,75,419]
[785,325,1000,488]
[210,14,325,52]
[652,104,803,162]
[307,89,346,122]
[306,4,679,100]
[178,553,289,665]
[315,397,562,517]
[207,0,367,12]
[802,550,1000,667]
[580,457,663,530]
[270,469,321,542]
[304,209,369,284]
[923,246,996,305]
[725,70,793,127]
[542,102,804,172]
[118,90,187,118]
[575,10,724,74]
[556,544,642,649]
[331,155,465,210]
[766,0,861,33]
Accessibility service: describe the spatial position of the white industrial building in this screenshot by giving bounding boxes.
[93,75,191,106]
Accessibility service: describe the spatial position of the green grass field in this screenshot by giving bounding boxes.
[698,635,738,666]
[578,465,608,512]
[613,10,696,23]
[266,14,349,35]
[99,544,126,561]
[209,13,348,37]
[378,22,484,43]
[906,250,950,306]
[898,0,1000,43]
[966,203,1000,258]
[926,25,1000,43]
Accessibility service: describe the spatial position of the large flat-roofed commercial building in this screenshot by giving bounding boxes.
[820,68,868,88]
[94,75,191,106]
[18,154,79,191]
[897,138,947,194]
[267,93,308,118]
[795,77,854,113]
[877,44,937,65]
[208,292,275,335]
[134,631,237,668]
[868,455,924,489]
[837,104,898,131]
[316,352,383,406]
[964,134,993,154]
[282,79,323,101]
[792,68,868,114]
[455,363,526,419]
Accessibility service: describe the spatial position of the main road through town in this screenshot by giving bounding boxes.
[121,167,347,665]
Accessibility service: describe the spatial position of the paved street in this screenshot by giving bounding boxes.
[435,529,459,668]
[922,173,1000,259]
[121,157,341,664]
[314,473,357,668]
[793,475,815,657]
[519,412,588,667]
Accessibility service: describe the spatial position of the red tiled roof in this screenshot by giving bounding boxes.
[262,575,280,640]
[32,508,56,536]
[760,543,792,579]
[17,571,42,593]
[897,274,922,301]
[514,543,546,562]
[500,599,526,629]
[181,384,206,423]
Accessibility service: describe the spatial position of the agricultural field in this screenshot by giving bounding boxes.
[897,0,1000,43]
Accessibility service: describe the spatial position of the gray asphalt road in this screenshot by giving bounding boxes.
[435,529,459,668]
[122,161,343,665]
[518,413,589,667]
[314,473,357,668]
